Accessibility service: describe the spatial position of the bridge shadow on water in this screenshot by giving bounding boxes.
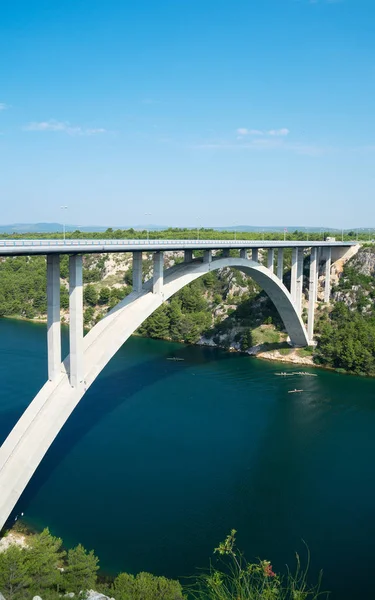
[10,341,235,524]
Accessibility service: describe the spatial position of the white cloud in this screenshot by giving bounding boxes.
[0,103,8,111]
[236,127,290,137]
[268,128,290,137]
[24,120,107,136]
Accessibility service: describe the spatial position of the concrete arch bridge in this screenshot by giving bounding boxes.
[0,239,357,530]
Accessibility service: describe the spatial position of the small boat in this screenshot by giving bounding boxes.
[167,357,184,361]
[288,389,304,394]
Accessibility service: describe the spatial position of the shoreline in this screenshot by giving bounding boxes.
[0,314,366,378]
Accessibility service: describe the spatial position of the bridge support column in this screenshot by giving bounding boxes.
[307,248,317,343]
[324,247,332,304]
[291,248,298,304]
[153,251,164,294]
[277,249,284,281]
[222,249,230,258]
[69,255,83,388]
[47,254,61,381]
[184,249,193,263]
[252,248,259,262]
[240,248,248,259]
[132,252,143,292]
[267,248,275,273]
[203,250,212,263]
[296,248,304,315]
[315,248,320,303]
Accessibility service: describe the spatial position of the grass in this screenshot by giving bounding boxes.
[252,325,281,346]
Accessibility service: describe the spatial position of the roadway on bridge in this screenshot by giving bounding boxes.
[0,238,357,256]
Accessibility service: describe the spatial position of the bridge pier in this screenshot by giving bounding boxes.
[132,252,143,292]
[291,248,298,304]
[252,248,259,262]
[47,254,61,381]
[153,251,164,294]
[323,247,332,303]
[277,249,284,281]
[307,248,317,343]
[267,249,275,273]
[203,249,212,263]
[222,249,230,258]
[296,248,304,315]
[69,255,84,387]
[184,249,193,263]
[240,248,248,259]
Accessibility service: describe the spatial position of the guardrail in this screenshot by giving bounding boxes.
[0,238,355,247]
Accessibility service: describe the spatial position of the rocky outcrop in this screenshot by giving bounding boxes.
[348,247,375,276]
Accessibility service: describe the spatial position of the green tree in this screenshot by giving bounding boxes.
[145,305,170,339]
[241,329,253,351]
[63,544,99,595]
[168,299,183,341]
[83,284,98,306]
[0,545,30,600]
[112,571,184,600]
[26,528,64,593]
[98,287,111,305]
[84,306,95,325]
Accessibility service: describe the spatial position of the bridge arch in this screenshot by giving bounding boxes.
[0,256,307,530]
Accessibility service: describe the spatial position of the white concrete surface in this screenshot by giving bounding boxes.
[69,255,83,387]
[47,254,61,381]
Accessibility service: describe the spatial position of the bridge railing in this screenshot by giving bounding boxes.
[0,238,353,248]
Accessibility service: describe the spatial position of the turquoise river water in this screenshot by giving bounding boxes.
[0,319,375,599]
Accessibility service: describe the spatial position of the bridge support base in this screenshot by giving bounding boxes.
[307,248,317,343]
[133,252,143,292]
[291,248,298,304]
[69,255,84,387]
[252,248,259,262]
[324,247,332,303]
[47,254,61,381]
[203,250,212,263]
[240,248,247,259]
[296,248,304,315]
[277,249,284,281]
[267,248,275,272]
[184,250,193,263]
[153,251,164,294]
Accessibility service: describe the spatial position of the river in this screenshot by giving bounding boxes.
[0,318,374,598]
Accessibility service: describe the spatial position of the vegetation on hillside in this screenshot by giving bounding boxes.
[0,526,327,600]
[314,247,375,376]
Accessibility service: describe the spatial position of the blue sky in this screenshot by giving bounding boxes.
[0,0,374,228]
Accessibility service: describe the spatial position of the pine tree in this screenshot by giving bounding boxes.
[63,544,99,595]
[26,528,65,593]
[0,545,30,600]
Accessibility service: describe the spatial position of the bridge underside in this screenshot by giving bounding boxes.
[0,254,313,530]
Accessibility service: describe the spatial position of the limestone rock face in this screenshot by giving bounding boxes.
[349,247,375,276]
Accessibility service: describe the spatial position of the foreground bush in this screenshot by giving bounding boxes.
[190,530,328,600]
[0,527,328,600]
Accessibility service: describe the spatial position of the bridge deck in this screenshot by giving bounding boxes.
[0,238,357,256]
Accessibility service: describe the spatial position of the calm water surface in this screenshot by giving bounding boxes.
[1,319,375,599]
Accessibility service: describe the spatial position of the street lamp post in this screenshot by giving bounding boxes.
[60,206,68,242]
